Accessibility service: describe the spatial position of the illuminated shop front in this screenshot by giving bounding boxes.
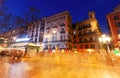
[11,38,40,57]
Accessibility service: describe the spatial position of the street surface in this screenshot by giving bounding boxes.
[0,53,120,78]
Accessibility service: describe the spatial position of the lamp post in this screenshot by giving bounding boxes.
[99,35,111,53]
[98,34,114,65]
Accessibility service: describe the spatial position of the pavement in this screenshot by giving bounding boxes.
[0,53,120,78]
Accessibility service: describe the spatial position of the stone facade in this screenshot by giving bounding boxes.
[43,11,73,51]
[27,18,45,49]
[75,11,101,52]
[1,11,102,52]
[27,11,73,51]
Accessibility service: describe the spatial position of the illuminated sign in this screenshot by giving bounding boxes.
[16,38,30,42]
[113,48,120,56]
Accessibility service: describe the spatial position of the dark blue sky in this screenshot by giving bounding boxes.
[3,0,120,34]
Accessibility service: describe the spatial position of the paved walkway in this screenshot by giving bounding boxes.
[0,53,120,78]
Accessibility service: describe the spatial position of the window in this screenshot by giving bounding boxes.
[79,32,82,35]
[55,36,57,41]
[60,28,65,33]
[90,37,93,42]
[85,45,89,49]
[89,30,92,33]
[31,33,33,37]
[52,45,55,49]
[114,15,119,20]
[46,38,48,42]
[80,45,83,49]
[117,30,120,34]
[61,28,65,31]
[115,22,120,27]
[39,36,43,42]
[60,16,66,20]
[52,36,57,41]
[35,33,38,37]
[84,31,86,35]
[40,31,43,35]
[52,37,54,41]
[90,44,95,49]
[45,45,48,49]
[32,25,34,29]
[60,22,65,26]
[88,23,91,27]
[35,38,37,42]
[61,35,65,41]
[84,39,87,42]
[90,15,92,18]
[79,39,82,43]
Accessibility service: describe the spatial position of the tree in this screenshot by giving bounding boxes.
[29,6,41,21]
[13,16,26,27]
[0,0,6,6]
[0,0,27,33]
[0,2,41,33]
[0,6,13,33]
[22,6,41,24]
[0,6,26,33]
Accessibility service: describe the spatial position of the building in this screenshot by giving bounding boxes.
[27,18,45,50]
[75,11,101,52]
[26,11,74,52]
[107,4,120,48]
[1,11,101,53]
[43,11,73,52]
[0,26,26,47]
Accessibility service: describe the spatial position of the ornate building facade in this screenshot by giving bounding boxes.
[27,11,73,52]
[75,11,101,52]
[27,18,45,49]
[0,11,102,53]
[43,11,73,51]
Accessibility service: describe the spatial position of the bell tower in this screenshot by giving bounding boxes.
[88,11,95,19]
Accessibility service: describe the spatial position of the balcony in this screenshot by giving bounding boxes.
[46,27,50,30]
[52,26,57,28]
[60,31,66,34]
[50,40,58,43]
[60,24,65,27]
[40,26,44,29]
[60,40,71,42]
[44,41,49,43]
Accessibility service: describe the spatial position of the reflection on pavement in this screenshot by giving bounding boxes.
[0,53,120,78]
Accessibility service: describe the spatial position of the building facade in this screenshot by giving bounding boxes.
[0,26,26,47]
[43,11,73,51]
[75,11,101,52]
[27,18,45,50]
[1,11,102,53]
[27,11,73,52]
[107,5,120,48]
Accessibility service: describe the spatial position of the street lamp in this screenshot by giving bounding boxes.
[98,34,111,53]
[52,30,56,34]
[98,34,114,65]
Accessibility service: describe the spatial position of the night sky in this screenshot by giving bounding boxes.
[2,0,120,34]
